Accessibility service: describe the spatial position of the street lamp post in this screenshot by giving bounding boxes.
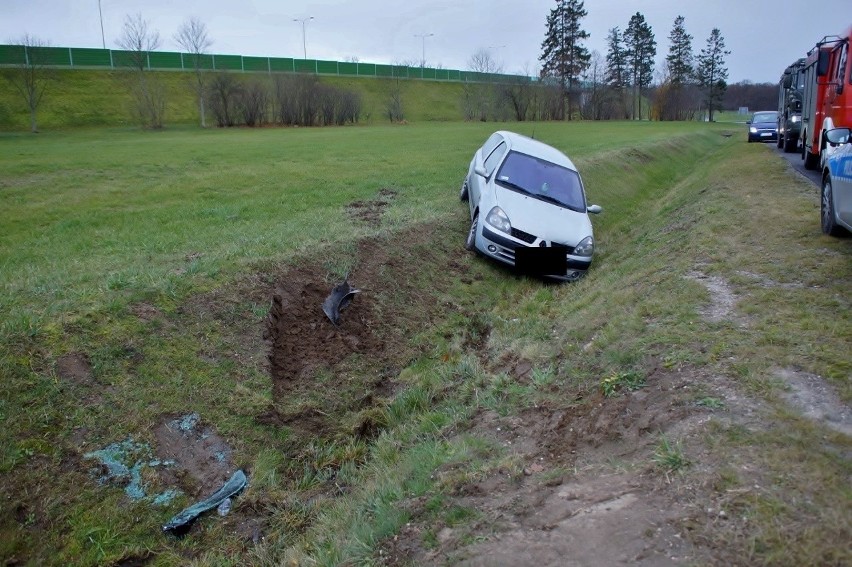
[414,33,434,68]
[98,0,106,49]
[293,16,314,59]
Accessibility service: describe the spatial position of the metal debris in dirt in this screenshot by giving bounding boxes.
[162,469,248,535]
[322,279,361,326]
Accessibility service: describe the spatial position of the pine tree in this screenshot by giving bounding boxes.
[605,27,626,88]
[666,16,693,86]
[696,28,730,122]
[623,12,656,120]
[539,0,591,120]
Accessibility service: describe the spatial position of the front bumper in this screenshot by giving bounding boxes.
[479,225,591,281]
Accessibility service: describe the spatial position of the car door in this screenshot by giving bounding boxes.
[834,142,852,226]
[470,135,505,209]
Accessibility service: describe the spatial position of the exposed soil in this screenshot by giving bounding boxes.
[153,413,237,498]
[686,270,740,324]
[346,188,398,227]
[263,219,470,436]
[379,364,728,565]
[55,352,94,386]
[775,367,852,437]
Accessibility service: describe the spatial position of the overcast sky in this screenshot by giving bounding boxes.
[2,1,849,83]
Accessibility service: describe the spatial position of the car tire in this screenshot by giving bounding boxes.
[464,211,478,251]
[804,148,820,170]
[821,176,845,236]
[783,134,797,153]
[460,180,469,202]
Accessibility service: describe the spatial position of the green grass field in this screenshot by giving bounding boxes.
[1,120,849,566]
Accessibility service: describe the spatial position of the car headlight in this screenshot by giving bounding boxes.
[749,127,758,133]
[791,115,801,123]
[485,206,511,234]
[574,236,594,257]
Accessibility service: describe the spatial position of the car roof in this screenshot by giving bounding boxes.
[494,130,578,171]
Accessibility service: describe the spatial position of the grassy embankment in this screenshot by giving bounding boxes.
[0,68,466,130]
[0,121,849,565]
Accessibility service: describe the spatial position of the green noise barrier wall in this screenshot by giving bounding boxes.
[0,44,529,84]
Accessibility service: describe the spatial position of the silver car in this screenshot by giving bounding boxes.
[821,127,852,236]
[460,131,602,281]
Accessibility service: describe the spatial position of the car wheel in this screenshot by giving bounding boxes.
[821,176,844,236]
[464,211,478,251]
[460,180,469,202]
[783,134,797,153]
[804,148,819,170]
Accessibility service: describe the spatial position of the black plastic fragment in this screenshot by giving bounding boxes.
[322,279,360,326]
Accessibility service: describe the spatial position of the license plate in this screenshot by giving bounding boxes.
[515,245,568,275]
[761,133,771,136]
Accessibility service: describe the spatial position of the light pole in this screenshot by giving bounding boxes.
[293,16,314,59]
[414,33,434,67]
[98,0,105,49]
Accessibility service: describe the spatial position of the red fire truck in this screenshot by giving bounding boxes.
[800,27,852,170]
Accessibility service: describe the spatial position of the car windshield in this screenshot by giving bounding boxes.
[494,151,586,212]
[752,112,777,123]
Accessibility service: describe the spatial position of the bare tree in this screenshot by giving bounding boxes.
[117,13,166,128]
[207,73,242,127]
[3,34,52,132]
[174,17,212,128]
[464,48,503,121]
[582,50,607,120]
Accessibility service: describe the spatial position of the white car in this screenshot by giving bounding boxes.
[460,131,602,281]
[821,127,852,236]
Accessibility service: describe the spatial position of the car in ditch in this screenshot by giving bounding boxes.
[460,131,602,281]
[746,110,779,143]
[821,127,852,236]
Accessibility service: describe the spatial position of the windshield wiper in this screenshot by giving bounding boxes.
[497,179,533,196]
[532,192,572,208]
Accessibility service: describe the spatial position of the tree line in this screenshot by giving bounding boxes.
[4,5,756,132]
[537,0,732,121]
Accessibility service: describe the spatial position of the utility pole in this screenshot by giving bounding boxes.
[293,16,314,59]
[414,32,434,67]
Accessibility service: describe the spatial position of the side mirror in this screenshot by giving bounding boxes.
[474,165,488,178]
[782,74,792,89]
[746,120,751,125]
[825,127,851,145]
[587,204,602,214]
[817,50,830,77]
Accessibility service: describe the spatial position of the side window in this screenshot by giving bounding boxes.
[484,142,507,176]
[481,133,502,158]
[838,43,849,85]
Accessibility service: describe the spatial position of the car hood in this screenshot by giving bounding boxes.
[494,184,593,246]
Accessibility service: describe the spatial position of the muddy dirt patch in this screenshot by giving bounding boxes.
[55,352,94,386]
[347,188,397,227]
[153,412,237,497]
[263,221,471,436]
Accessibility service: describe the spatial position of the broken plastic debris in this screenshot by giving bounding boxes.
[84,438,178,503]
[321,279,360,326]
[217,497,232,516]
[162,469,247,534]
